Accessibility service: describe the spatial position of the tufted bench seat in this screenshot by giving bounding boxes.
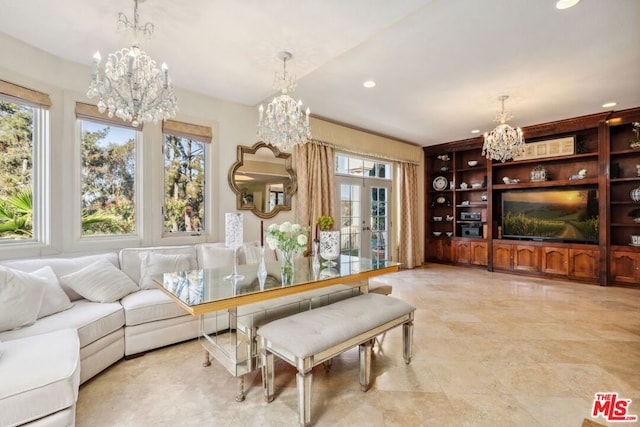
[258,293,415,426]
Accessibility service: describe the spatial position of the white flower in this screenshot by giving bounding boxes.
[267,223,278,232]
[297,234,307,246]
[266,235,278,250]
[279,222,292,233]
[291,223,301,232]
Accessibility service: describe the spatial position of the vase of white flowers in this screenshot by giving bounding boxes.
[265,222,309,285]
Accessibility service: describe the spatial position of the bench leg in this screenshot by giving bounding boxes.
[261,349,275,403]
[359,339,373,391]
[403,321,414,364]
[323,358,332,373]
[296,369,312,426]
[236,376,245,402]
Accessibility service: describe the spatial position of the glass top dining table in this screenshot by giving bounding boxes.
[154,255,400,316]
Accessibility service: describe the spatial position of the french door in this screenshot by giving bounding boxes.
[336,176,391,262]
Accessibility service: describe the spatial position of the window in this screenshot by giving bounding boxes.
[0,81,51,244]
[77,103,138,237]
[335,154,391,179]
[162,120,211,235]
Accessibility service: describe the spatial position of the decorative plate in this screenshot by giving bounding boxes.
[433,176,448,191]
[436,195,447,204]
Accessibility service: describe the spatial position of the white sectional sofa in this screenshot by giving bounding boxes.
[0,241,380,426]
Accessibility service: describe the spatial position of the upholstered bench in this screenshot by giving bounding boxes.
[257,293,415,426]
[0,328,80,427]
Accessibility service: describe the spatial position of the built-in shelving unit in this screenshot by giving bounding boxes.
[424,107,640,287]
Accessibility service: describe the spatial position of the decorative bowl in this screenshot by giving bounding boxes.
[433,216,442,222]
[467,160,478,167]
[432,231,442,237]
[445,232,453,237]
[471,183,482,189]
[460,182,468,189]
[634,217,640,223]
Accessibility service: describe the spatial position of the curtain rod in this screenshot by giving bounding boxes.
[309,139,420,165]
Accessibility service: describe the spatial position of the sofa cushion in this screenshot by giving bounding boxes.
[60,260,138,303]
[0,299,124,349]
[139,252,193,290]
[119,246,198,284]
[243,243,278,264]
[0,328,80,427]
[120,289,188,326]
[0,253,120,301]
[32,266,74,319]
[196,243,235,269]
[0,267,46,332]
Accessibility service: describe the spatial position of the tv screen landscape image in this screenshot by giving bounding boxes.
[502,187,599,243]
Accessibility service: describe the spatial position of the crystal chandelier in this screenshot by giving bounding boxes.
[87,0,177,127]
[257,51,311,151]
[482,95,525,163]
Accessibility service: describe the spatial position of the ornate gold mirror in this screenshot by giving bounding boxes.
[228,142,297,219]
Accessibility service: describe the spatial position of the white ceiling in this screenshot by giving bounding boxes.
[1,0,639,146]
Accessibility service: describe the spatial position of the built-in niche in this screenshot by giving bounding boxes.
[228,142,297,219]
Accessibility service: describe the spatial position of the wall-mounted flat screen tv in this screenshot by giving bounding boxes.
[501,187,599,243]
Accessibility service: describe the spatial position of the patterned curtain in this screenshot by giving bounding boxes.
[398,162,423,268]
[295,142,336,240]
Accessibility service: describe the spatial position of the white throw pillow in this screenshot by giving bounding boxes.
[60,260,138,303]
[32,266,73,318]
[199,245,235,269]
[0,267,46,332]
[139,252,194,290]
[244,245,278,264]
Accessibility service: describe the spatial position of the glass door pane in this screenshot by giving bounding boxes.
[339,182,361,257]
[370,186,389,262]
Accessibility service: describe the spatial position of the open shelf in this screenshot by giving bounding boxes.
[491,152,598,168]
[493,178,598,190]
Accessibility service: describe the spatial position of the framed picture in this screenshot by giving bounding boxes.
[514,136,575,161]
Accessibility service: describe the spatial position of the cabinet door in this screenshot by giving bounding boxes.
[610,251,640,284]
[455,240,471,264]
[439,239,453,262]
[541,247,569,276]
[470,241,488,266]
[513,245,539,272]
[493,243,513,270]
[569,248,599,280]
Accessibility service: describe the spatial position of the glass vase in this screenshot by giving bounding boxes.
[257,246,268,290]
[319,230,340,267]
[312,240,320,279]
[278,249,295,285]
[224,213,244,280]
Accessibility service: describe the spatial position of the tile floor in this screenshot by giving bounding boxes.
[76,264,640,426]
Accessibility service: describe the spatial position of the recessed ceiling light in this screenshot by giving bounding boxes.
[556,0,580,10]
[602,101,617,108]
[471,129,480,134]
[363,80,376,89]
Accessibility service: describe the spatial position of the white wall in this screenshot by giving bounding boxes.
[0,32,423,261]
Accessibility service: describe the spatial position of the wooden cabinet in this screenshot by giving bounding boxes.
[513,245,539,273]
[427,238,453,262]
[423,107,640,286]
[454,239,487,266]
[470,241,488,266]
[569,248,599,280]
[541,247,569,276]
[493,242,513,269]
[610,249,640,285]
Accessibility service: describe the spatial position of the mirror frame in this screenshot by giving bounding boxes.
[228,142,297,219]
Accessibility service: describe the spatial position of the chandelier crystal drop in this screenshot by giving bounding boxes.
[87,0,177,127]
[257,51,311,151]
[482,95,525,163]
